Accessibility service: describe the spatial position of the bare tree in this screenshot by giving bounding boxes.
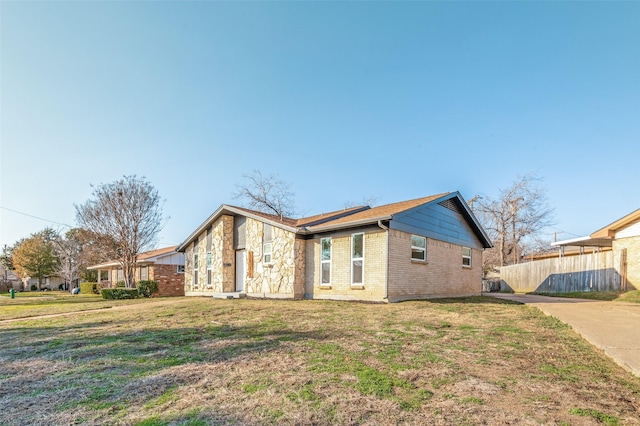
[52,228,107,291]
[75,175,165,288]
[343,195,380,209]
[471,173,554,274]
[53,229,81,291]
[234,170,296,219]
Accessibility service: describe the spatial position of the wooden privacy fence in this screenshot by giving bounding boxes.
[500,249,627,293]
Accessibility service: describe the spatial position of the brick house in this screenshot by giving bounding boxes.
[88,246,185,296]
[588,208,640,289]
[177,192,493,302]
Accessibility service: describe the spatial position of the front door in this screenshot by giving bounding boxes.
[235,250,245,292]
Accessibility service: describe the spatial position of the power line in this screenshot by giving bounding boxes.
[0,206,72,228]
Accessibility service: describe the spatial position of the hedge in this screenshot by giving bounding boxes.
[80,282,99,295]
[101,288,139,300]
[137,280,158,298]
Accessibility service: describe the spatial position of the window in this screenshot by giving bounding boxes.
[321,238,331,285]
[351,233,364,285]
[176,265,185,273]
[206,251,213,287]
[411,235,427,261]
[193,253,199,287]
[139,265,149,281]
[117,268,124,282]
[263,224,273,264]
[263,243,272,264]
[462,247,472,267]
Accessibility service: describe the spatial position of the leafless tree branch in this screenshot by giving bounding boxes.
[75,175,165,287]
[233,170,296,219]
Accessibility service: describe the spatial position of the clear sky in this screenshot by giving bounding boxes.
[1,1,639,250]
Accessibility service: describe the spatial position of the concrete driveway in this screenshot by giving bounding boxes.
[484,293,640,377]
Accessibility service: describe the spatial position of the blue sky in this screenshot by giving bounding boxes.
[1,1,639,249]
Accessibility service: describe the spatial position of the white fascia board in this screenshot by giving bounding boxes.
[551,236,613,247]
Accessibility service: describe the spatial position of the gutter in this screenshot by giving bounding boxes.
[377,220,390,300]
[302,215,393,234]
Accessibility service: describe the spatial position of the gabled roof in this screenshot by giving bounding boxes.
[303,193,450,232]
[591,208,640,239]
[87,246,178,269]
[177,192,493,252]
[138,246,178,261]
[176,204,369,252]
[295,206,370,227]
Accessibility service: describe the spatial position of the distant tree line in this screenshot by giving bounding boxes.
[2,175,165,290]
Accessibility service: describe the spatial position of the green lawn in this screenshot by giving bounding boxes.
[0,291,158,320]
[1,296,639,425]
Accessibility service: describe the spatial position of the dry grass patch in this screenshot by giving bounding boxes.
[1,297,639,425]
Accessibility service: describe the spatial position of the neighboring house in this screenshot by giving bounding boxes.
[0,264,23,292]
[88,246,185,296]
[23,276,65,291]
[176,192,493,302]
[587,208,640,289]
[501,207,639,293]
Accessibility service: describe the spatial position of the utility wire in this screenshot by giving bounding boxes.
[0,206,72,228]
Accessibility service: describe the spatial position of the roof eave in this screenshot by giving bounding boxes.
[176,205,299,252]
[590,208,640,239]
[435,191,494,249]
[302,215,393,234]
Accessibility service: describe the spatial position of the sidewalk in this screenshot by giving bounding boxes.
[485,293,640,377]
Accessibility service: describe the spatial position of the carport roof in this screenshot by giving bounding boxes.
[551,236,613,248]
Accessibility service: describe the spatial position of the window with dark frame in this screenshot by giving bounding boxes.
[411,235,427,261]
[462,247,472,267]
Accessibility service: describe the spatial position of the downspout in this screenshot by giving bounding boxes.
[377,220,390,300]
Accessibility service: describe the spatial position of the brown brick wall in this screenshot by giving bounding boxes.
[151,264,185,296]
[613,236,640,290]
[387,229,482,302]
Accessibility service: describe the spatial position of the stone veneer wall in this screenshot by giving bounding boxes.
[387,229,482,302]
[184,215,235,296]
[612,236,640,290]
[244,217,301,297]
[305,228,388,302]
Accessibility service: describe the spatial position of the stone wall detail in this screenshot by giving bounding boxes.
[184,215,235,295]
[244,217,300,296]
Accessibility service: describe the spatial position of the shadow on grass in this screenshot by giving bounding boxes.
[400,296,523,306]
[0,320,336,425]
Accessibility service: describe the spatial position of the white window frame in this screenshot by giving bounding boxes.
[193,253,199,288]
[263,242,272,264]
[351,233,364,286]
[320,237,332,286]
[462,247,472,267]
[206,251,213,287]
[139,265,149,281]
[411,235,427,262]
